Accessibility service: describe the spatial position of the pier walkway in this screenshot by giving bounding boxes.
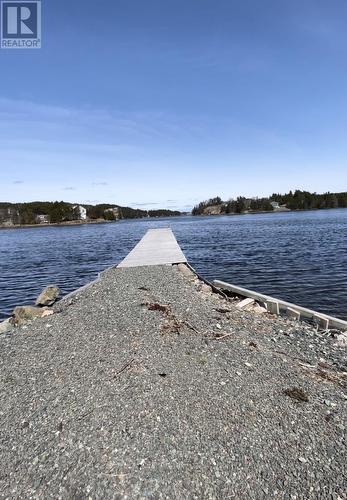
[118,228,187,268]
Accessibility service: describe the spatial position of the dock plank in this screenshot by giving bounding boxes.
[118,228,187,268]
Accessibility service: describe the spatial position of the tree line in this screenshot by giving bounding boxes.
[0,201,181,225]
[192,190,347,215]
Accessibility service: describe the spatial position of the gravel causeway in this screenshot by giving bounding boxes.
[0,264,346,499]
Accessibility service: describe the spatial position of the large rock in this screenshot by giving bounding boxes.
[202,205,223,215]
[35,285,60,306]
[12,306,50,326]
[0,319,12,334]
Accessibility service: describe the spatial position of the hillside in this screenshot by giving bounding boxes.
[0,202,181,226]
[192,190,347,215]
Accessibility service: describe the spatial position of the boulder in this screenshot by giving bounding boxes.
[35,286,60,306]
[0,318,12,334]
[12,306,50,326]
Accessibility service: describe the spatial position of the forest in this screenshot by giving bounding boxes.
[0,201,181,225]
[192,190,347,215]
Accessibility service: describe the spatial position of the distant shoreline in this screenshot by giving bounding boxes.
[193,207,347,217]
[1,207,346,230]
[0,219,114,230]
[0,215,185,230]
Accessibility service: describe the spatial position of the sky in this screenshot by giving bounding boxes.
[0,0,346,211]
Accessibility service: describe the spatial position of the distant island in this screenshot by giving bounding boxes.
[192,190,347,215]
[0,201,181,228]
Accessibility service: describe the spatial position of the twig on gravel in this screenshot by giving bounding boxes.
[214,333,233,340]
[113,358,135,378]
[215,308,232,314]
[62,458,78,480]
[184,321,201,334]
[147,303,170,312]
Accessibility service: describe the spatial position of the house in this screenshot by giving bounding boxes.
[72,205,87,220]
[35,214,50,224]
[270,201,280,209]
[0,207,20,225]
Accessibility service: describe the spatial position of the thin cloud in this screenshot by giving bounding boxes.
[131,202,160,207]
[62,186,76,191]
[13,180,24,184]
[92,181,108,186]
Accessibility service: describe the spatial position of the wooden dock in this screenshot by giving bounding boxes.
[213,279,347,331]
[118,228,187,268]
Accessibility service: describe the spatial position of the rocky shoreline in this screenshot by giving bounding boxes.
[0,263,346,498]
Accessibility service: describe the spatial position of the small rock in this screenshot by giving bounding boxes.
[35,285,60,306]
[42,309,54,317]
[253,305,267,315]
[0,318,13,334]
[245,362,252,368]
[298,457,308,464]
[284,387,309,402]
[12,305,50,326]
[335,331,347,347]
[200,283,212,294]
[177,263,196,279]
[216,323,222,330]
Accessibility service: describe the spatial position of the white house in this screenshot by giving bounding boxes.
[35,214,50,224]
[270,201,280,209]
[72,205,87,220]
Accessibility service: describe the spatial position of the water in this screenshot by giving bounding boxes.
[0,209,346,321]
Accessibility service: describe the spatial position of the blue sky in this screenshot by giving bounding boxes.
[0,0,346,210]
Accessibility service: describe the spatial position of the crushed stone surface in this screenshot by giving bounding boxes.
[0,264,346,499]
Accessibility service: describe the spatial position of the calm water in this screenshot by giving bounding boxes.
[0,209,346,321]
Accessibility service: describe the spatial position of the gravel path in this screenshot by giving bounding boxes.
[0,264,346,499]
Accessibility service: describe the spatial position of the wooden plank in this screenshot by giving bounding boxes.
[286,307,301,320]
[118,228,187,268]
[313,314,329,330]
[213,279,347,331]
[236,298,255,310]
[267,300,280,315]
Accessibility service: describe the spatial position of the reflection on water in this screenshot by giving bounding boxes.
[0,209,346,320]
